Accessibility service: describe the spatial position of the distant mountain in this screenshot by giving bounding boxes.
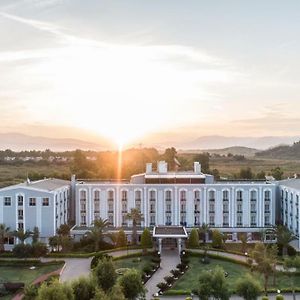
[255,141,300,160]
[0,133,111,151]
[180,146,259,157]
[178,135,300,150]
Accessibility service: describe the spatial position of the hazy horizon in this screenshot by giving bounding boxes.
[1,0,300,147]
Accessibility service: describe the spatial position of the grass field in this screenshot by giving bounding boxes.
[169,256,300,294]
[0,263,64,285]
[0,163,70,188]
[210,157,300,178]
[114,256,154,273]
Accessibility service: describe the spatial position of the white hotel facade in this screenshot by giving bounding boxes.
[1,161,300,250]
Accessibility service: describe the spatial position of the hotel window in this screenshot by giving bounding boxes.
[42,198,49,206]
[94,191,100,213]
[265,215,270,226]
[237,191,243,201]
[94,190,100,201]
[18,223,24,230]
[250,190,257,201]
[264,190,271,201]
[108,215,113,225]
[237,202,242,213]
[108,190,114,200]
[251,215,256,226]
[165,190,172,201]
[18,209,23,220]
[209,215,215,226]
[150,190,156,201]
[150,203,155,213]
[150,215,155,226]
[29,198,36,206]
[209,200,215,213]
[135,190,141,211]
[122,201,127,213]
[122,215,127,226]
[18,196,23,206]
[209,190,215,201]
[265,202,270,212]
[122,190,127,201]
[237,215,242,226]
[180,191,186,201]
[223,190,229,201]
[81,215,86,225]
[4,197,11,206]
[166,215,171,225]
[223,215,229,226]
[194,190,200,200]
[108,201,113,212]
[166,203,171,212]
[223,201,229,213]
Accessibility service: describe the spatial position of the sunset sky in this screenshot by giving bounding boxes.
[0,0,300,147]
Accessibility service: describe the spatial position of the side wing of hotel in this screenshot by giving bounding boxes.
[0,161,299,251]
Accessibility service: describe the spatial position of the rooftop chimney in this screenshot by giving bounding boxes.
[194,162,201,174]
[158,161,168,173]
[146,163,152,174]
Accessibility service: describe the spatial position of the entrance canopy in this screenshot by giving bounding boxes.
[153,226,188,239]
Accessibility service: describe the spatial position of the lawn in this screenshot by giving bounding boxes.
[0,263,64,285]
[169,256,300,294]
[114,255,154,274]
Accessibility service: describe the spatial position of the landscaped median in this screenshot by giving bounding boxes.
[160,250,300,296]
[0,259,64,299]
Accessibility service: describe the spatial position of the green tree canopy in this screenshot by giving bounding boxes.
[119,269,145,300]
[37,280,74,300]
[236,273,262,300]
[187,228,199,248]
[93,258,117,293]
[72,276,96,300]
[141,228,153,250]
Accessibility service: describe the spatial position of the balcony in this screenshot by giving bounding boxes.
[18,216,23,220]
[108,210,114,214]
[223,210,229,213]
[165,210,172,214]
[194,210,200,214]
[223,223,229,227]
[122,210,128,214]
[251,223,257,227]
[209,210,215,213]
[150,210,156,214]
[165,222,172,226]
[194,222,200,226]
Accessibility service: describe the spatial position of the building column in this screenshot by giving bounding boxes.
[175,187,178,225]
[143,188,147,227]
[203,188,207,224]
[177,238,182,255]
[158,238,162,253]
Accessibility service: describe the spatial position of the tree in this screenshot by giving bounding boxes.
[116,229,127,247]
[212,229,223,249]
[107,284,126,300]
[32,226,40,244]
[276,225,294,256]
[256,170,266,179]
[119,269,145,300]
[187,228,199,248]
[199,223,210,244]
[23,284,38,300]
[72,276,96,300]
[126,208,143,245]
[239,167,253,179]
[37,280,74,300]
[91,288,110,300]
[12,229,32,244]
[87,218,110,252]
[251,243,274,294]
[236,273,262,300]
[239,233,248,253]
[163,147,177,170]
[140,228,153,252]
[198,266,230,300]
[32,242,48,257]
[57,224,71,236]
[48,235,60,252]
[284,256,300,300]
[0,223,10,252]
[93,258,116,293]
[270,167,284,180]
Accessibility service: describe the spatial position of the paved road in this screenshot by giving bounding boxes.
[145,250,180,300]
[41,249,143,282]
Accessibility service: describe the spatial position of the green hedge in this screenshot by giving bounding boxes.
[0,259,64,267]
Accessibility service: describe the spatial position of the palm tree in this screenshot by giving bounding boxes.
[88,218,110,252]
[0,224,10,252]
[199,223,210,245]
[276,225,295,256]
[126,208,143,245]
[12,229,32,245]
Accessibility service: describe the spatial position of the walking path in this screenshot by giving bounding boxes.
[145,250,180,300]
[41,249,143,282]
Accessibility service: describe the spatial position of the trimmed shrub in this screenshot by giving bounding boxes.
[157,282,168,292]
[12,244,32,258]
[170,269,181,278]
[275,295,284,300]
[187,229,199,248]
[164,276,174,285]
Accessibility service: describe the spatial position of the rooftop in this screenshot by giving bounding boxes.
[17,178,70,191]
[153,226,188,237]
[279,178,300,190]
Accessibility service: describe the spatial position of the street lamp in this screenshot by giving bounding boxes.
[277,289,281,294]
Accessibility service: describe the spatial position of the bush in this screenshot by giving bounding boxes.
[261,297,269,300]
[23,284,38,300]
[142,263,153,276]
[32,242,48,257]
[164,276,174,285]
[141,228,153,251]
[277,244,297,256]
[157,282,168,292]
[276,295,284,300]
[170,269,181,278]
[90,253,111,269]
[236,274,262,300]
[176,263,187,272]
[93,258,116,293]
[116,229,127,247]
[12,244,32,258]
[187,229,199,248]
[119,269,145,300]
[71,276,96,300]
[211,229,223,249]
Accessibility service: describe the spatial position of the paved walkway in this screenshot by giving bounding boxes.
[41,249,143,282]
[145,250,180,300]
